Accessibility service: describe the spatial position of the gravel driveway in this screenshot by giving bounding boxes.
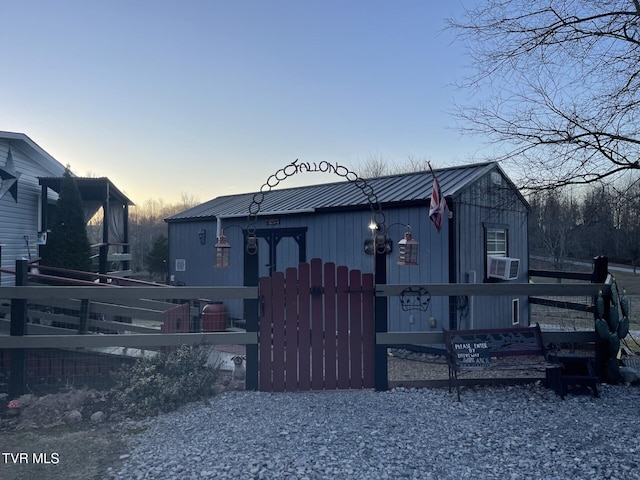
[109,383,639,480]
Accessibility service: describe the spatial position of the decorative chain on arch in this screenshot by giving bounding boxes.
[246,159,386,255]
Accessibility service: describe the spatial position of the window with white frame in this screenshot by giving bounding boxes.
[484,225,509,280]
[512,298,520,325]
[486,227,507,257]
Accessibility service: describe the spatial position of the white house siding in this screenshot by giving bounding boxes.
[0,139,65,286]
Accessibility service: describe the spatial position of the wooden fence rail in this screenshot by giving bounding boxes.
[1,259,609,396]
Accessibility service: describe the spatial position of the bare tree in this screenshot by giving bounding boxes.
[529,188,579,269]
[615,176,640,271]
[576,185,616,258]
[449,0,640,192]
[355,154,432,178]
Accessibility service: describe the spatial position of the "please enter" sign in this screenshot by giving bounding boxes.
[452,341,491,367]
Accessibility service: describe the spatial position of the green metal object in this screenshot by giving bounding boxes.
[595,318,610,340]
[608,334,620,356]
[608,305,619,333]
[618,316,629,339]
[596,290,605,318]
[593,277,629,384]
[620,289,630,318]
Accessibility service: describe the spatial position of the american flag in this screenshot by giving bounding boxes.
[429,168,446,232]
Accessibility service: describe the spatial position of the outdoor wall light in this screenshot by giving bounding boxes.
[214,224,247,269]
[364,222,418,265]
[364,221,393,255]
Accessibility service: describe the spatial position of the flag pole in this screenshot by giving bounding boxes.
[428,162,446,233]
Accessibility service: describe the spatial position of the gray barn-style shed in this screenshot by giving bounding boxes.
[166,161,530,332]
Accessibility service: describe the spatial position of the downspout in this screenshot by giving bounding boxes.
[447,198,457,330]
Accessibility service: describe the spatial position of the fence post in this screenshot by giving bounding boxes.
[99,244,108,276]
[244,242,259,390]
[374,250,388,391]
[78,299,90,334]
[591,255,608,381]
[9,259,28,398]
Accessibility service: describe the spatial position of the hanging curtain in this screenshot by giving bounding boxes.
[83,201,102,224]
[109,202,125,244]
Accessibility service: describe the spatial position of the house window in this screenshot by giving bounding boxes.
[484,225,509,280]
[512,298,520,325]
[486,227,507,257]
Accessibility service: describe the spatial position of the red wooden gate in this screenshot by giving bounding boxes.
[258,258,375,392]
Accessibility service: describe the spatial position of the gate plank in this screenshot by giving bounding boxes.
[271,271,286,392]
[362,273,375,388]
[297,262,311,391]
[285,267,299,391]
[323,262,337,390]
[311,258,325,390]
[336,266,350,389]
[258,276,273,392]
[349,269,363,389]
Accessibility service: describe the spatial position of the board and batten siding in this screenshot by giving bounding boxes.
[454,169,529,329]
[167,219,218,287]
[168,203,452,332]
[166,163,530,332]
[0,140,65,286]
[268,207,451,333]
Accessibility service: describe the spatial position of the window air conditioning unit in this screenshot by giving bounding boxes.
[487,256,520,281]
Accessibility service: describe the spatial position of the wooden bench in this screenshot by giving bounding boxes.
[443,324,562,401]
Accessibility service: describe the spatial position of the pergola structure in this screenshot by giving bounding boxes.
[38,176,135,276]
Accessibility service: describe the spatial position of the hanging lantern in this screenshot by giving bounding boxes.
[214,233,231,268]
[397,230,419,266]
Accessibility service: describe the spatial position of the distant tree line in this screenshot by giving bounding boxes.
[529,179,640,272]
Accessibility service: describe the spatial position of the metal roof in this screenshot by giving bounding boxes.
[166,161,504,223]
[39,177,135,206]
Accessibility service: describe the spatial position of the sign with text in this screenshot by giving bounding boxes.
[451,339,491,367]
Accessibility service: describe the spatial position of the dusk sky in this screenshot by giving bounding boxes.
[2,1,487,205]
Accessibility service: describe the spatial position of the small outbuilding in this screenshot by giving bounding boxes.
[166,161,530,331]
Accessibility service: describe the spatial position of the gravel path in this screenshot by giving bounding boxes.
[109,384,639,480]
